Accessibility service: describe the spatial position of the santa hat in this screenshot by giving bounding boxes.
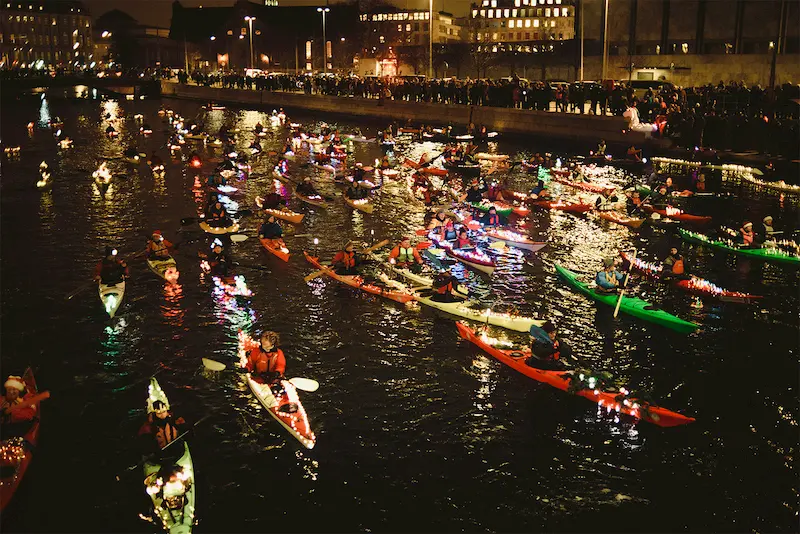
[152,230,162,236]
[4,376,25,391]
[743,221,753,228]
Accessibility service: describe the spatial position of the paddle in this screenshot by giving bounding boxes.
[201,358,319,392]
[230,234,249,243]
[115,414,211,481]
[304,239,390,282]
[232,262,271,273]
[614,250,636,318]
[65,280,96,300]
[7,391,50,411]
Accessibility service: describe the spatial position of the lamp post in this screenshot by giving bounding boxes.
[317,7,330,73]
[244,16,256,70]
[428,0,433,79]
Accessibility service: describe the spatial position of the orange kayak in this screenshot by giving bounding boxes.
[303,251,414,303]
[456,322,695,428]
[596,211,645,228]
[260,238,290,262]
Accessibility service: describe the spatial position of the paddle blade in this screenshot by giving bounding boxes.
[230,234,249,243]
[415,229,429,236]
[304,269,327,282]
[488,241,507,250]
[202,358,226,371]
[289,377,319,392]
[416,241,433,250]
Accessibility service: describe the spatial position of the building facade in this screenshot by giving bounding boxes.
[470,0,575,45]
[0,0,92,69]
[359,9,464,50]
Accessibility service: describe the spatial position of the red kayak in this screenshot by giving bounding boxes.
[456,322,695,428]
[642,204,712,224]
[620,251,762,304]
[529,200,593,213]
[403,158,448,176]
[596,211,645,228]
[260,238,290,262]
[304,251,415,303]
[551,174,615,194]
[0,368,42,510]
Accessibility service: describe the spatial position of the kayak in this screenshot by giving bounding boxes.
[596,211,645,229]
[143,378,196,533]
[99,280,125,318]
[382,262,469,295]
[377,169,400,178]
[483,228,546,252]
[619,251,762,304]
[294,191,328,208]
[529,200,593,213]
[552,174,615,194]
[471,201,529,217]
[456,322,695,427]
[147,257,180,283]
[263,208,304,224]
[199,221,240,235]
[443,160,481,174]
[260,238,290,262]
[237,332,316,449]
[304,251,415,303]
[413,289,544,332]
[403,158,448,176]
[0,368,42,511]
[427,235,497,275]
[554,263,699,334]
[641,205,712,224]
[474,153,509,162]
[343,175,377,188]
[343,195,374,214]
[272,169,292,184]
[677,228,800,266]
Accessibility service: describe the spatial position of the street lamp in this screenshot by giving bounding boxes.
[244,16,256,70]
[428,0,433,79]
[317,7,330,73]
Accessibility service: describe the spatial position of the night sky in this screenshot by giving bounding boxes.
[84,0,471,28]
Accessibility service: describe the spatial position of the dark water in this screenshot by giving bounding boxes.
[1,88,797,533]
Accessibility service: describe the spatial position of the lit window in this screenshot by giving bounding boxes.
[397,24,402,31]
[476,33,481,40]
[681,42,688,53]
[545,8,550,16]
[511,8,517,16]
[533,19,539,27]
[547,0,553,4]
[492,32,498,40]
[379,35,385,43]
[472,9,478,17]
[551,20,555,27]
[482,0,489,5]
[509,20,514,28]
[556,0,561,3]
[537,8,542,15]
[500,32,505,40]
[406,23,411,31]
[487,10,493,17]
[491,0,497,6]
[496,9,501,17]
[515,0,520,5]
[553,8,559,16]
[504,9,510,17]
[525,19,531,27]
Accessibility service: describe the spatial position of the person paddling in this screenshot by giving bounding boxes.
[595,257,625,294]
[147,231,174,260]
[201,240,231,277]
[138,399,186,461]
[388,236,423,271]
[94,247,129,284]
[258,185,284,211]
[430,267,461,303]
[427,210,453,231]
[206,200,231,228]
[481,206,502,227]
[757,216,776,243]
[527,321,571,371]
[454,228,473,250]
[662,247,688,279]
[1,375,37,433]
[596,139,606,156]
[738,221,756,247]
[626,190,642,215]
[332,241,360,275]
[245,331,286,384]
[529,179,548,199]
[258,215,283,240]
[296,177,319,197]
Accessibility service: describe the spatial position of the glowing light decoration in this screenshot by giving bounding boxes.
[0,437,26,465]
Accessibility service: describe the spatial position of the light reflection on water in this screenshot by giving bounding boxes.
[0,92,796,532]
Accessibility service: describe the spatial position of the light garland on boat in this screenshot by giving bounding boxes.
[478,331,516,349]
[742,173,800,195]
[691,229,799,259]
[686,277,735,297]
[652,156,701,168]
[486,228,529,243]
[350,198,369,206]
[629,255,663,274]
[0,437,26,465]
[212,275,253,297]
[664,205,683,216]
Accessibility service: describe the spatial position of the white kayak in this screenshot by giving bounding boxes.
[99,280,125,318]
[383,262,468,295]
[474,153,509,161]
[199,221,240,235]
[147,257,180,283]
[143,378,196,534]
[414,291,544,333]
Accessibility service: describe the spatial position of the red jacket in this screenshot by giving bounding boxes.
[332,250,357,269]
[246,347,286,376]
[94,258,129,281]
[1,392,37,424]
[388,245,421,265]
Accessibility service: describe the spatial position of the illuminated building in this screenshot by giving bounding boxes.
[469,0,575,45]
[0,0,92,69]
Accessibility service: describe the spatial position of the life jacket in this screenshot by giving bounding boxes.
[442,225,457,241]
[149,239,170,258]
[696,181,706,192]
[337,250,356,268]
[433,275,453,294]
[485,213,500,226]
[248,347,285,375]
[391,246,416,264]
[151,417,181,449]
[671,257,685,275]
[456,237,471,249]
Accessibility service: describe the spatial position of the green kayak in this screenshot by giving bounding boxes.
[554,264,699,334]
[469,202,514,218]
[677,228,800,266]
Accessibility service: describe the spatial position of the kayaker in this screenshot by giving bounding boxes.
[463,180,484,204]
[486,182,505,202]
[388,236,423,270]
[529,179,548,199]
[138,400,186,457]
[206,200,231,228]
[438,219,458,241]
[454,228,474,250]
[203,240,231,277]
[595,257,625,294]
[662,247,687,278]
[596,139,607,156]
[527,322,571,371]
[650,185,670,207]
[249,139,262,153]
[258,186,284,210]
[757,216,776,242]
[594,190,620,211]
[94,247,129,284]
[332,241,360,275]
[207,173,227,188]
[105,125,116,136]
[430,268,461,303]
[1,375,37,432]
[626,191,642,215]
[123,146,139,160]
[427,210,452,231]
[380,155,391,170]
[663,176,676,195]
[296,177,319,197]
[276,158,289,175]
[694,173,707,192]
[738,221,756,247]
[626,144,642,162]
[258,215,283,240]
[345,180,368,201]
[352,162,366,183]
[146,231,174,260]
[245,331,286,384]
[254,122,264,134]
[480,206,502,227]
